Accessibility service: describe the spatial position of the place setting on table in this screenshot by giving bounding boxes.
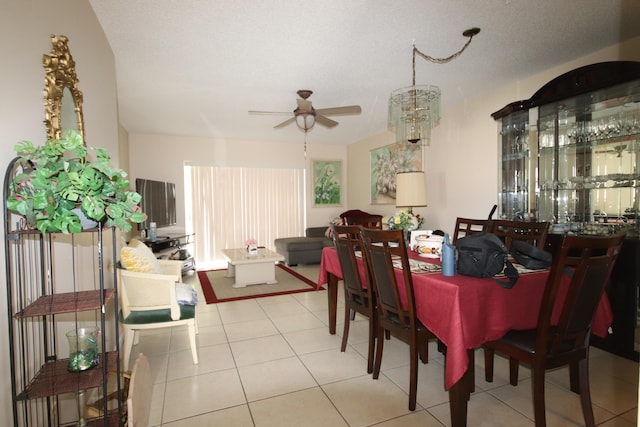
[318,226,618,427]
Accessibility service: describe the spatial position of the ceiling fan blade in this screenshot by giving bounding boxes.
[316,114,339,128]
[296,98,313,112]
[273,117,296,128]
[315,105,361,116]
[248,110,293,116]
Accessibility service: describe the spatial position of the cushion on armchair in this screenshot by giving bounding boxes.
[120,239,162,273]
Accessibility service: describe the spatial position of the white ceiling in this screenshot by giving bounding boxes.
[89,0,640,145]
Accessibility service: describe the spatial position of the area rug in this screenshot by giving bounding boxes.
[197,264,320,304]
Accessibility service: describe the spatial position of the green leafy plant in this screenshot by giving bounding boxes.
[7,129,147,234]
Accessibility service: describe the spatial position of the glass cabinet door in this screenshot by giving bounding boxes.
[497,109,531,220]
[536,81,640,235]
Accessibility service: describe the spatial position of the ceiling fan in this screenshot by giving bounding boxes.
[248,90,362,131]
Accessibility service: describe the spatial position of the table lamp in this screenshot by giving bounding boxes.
[395,171,427,213]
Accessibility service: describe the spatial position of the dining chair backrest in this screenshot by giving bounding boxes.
[490,219,549,250]
[344,214,383,229]
[127,352,152,427]
[331,224,369,300]
[539,233,624,356]
[360,228,417,328]
[452,217,493,245]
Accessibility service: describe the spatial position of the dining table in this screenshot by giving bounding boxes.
[316,245,613,427]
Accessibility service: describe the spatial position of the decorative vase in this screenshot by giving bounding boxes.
[66,328,99,372]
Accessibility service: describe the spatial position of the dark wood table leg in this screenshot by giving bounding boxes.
[449,349,475,427]
[327,272,339,334]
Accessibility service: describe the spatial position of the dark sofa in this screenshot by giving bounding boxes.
[274,227,333,266]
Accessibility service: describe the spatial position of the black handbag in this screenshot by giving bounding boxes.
[509,240,552,270]
[456,232,519,288]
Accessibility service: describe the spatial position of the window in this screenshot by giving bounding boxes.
[185,165,305,269]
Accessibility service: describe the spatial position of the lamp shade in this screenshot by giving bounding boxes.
[395,171,427,208]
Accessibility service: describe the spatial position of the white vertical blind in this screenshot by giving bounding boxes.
[186,165,305,269]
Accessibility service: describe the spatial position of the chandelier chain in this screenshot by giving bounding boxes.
[412,30,478,85]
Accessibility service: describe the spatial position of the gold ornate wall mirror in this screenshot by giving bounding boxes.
[43,34,85,141]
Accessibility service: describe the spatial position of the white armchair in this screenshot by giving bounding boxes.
[118,260,198,370]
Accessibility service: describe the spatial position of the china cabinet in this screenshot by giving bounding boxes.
[492,61,640,360]
[4,157,122,426]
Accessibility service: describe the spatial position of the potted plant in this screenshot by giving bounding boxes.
[6,129,146,234]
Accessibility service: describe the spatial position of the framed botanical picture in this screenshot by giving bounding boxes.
[370,143,422,204]
[312,159,342,206]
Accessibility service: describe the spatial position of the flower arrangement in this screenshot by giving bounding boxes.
[388,209,424,231]
[245,238,258,254]
[6,129,146,234]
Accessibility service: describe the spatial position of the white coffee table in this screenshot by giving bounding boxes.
[221,247,285,288]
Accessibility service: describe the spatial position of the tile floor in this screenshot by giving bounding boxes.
[129,265,639,427]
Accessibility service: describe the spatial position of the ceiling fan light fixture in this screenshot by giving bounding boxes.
[295,110,316,131]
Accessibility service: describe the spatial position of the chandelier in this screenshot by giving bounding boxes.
[388,28,480,146]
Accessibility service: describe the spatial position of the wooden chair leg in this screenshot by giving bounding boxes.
[409,338,418,411]
[569,360,580,393]
[419,338,429,364]
[340,305,351,352]
[509,357,519,386]
[372,325,385,379]
[531,367,547,427]
[577,358,595,427]
[366,317,375,374]
[483,346,495,382]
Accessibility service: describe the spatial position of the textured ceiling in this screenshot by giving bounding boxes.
[89,0,640,145]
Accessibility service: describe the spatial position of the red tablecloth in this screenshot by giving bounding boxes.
[317,246,613,389]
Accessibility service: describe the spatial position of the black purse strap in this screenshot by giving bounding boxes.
[493,258,519,289]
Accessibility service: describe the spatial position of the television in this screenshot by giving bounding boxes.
[136,178,177,230]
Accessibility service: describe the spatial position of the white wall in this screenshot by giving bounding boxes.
[347,36,640,236]
[128,132,348,231]
[0,1,121,423]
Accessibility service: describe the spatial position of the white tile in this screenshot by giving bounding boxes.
[217,299,269,324]
[282,326,343,354]
[166,343,235,381]
[373,409,444,427]
[322,375,413,426]
[224,318,280,342]
[193,324,229,348]
[193,308,223,327]
[270,311,327,333]
[129,330,171,356]
[299,347,369,384]
[488,377,616,426]
[429,391,535,427]
[230,334,295,366]
[383,359,450,409]
[237,356,318,401]
[160,405,254,427]
[259,299,310,318]
[250,387,348,427]
[162,369,246,423]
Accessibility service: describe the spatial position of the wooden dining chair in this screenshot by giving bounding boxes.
[483,233,625,427]
[331,224,377,374]
[489,219,550,250]
[360,228,437,411]
[451,217,493,245]
[344,214,383,229]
